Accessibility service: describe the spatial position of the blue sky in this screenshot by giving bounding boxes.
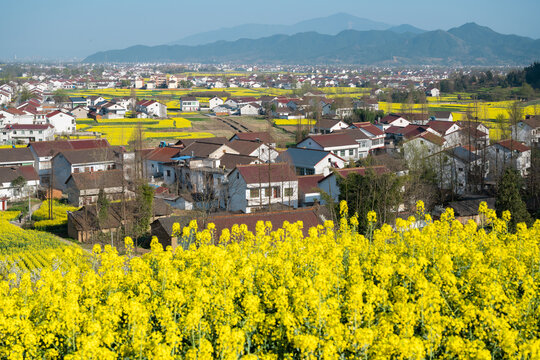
[2,0,539,60]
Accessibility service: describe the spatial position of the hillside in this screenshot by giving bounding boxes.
[168,13,391,46]
[84,23,540,65]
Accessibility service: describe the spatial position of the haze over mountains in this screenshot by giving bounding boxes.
[169,13,425,46]
[84,14,540,66]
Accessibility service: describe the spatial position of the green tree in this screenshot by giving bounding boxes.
[19,87,34,103]
[338,169,404,233]
[96,188,110,230]
[10,176,27,198]
[133,183,154,241]
[496,168,532,230]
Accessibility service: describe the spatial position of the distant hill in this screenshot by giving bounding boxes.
[84,23,540,65]
[169,13,392,46]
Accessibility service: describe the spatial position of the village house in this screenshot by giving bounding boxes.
[227,140,278,163]
[71,106,89,119]
[209,96,224,110]
[28,139,111,184]
[403,131,446,170]
[297,133,361,161]
[377,114,411,131]
[45,110,76,133]
[239,103,261,116]
[151,207,328,248]
[514,116,539,147]
[312,119,349,134]
[432,111,454,122]
[136,100,167,118]
[144,146,183,179]
[64,169,130,206]
[1,124,55,145]
[0,165,39,201]
[350,122,386,151]
[226,163,298,213]
[486,139,531,178]
[180,97,200,112]
[52,147,118,191]
[317,166,390,203]
[0,148,36,168]
[67,199,172,243]
[276,147,345,175]
[429,146,489,196]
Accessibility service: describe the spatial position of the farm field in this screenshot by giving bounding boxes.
[0,203,539,358]
[0,211,83,273]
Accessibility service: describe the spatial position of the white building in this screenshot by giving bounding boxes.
[297,133,361,161]
[180,97,200,112]
[1,124,55,145]
[514,116,539,147]
[209,96,224,110]
[45,110,76,133]
[487,139,531,177]
[227,163,298,213]
[0,166,39,201]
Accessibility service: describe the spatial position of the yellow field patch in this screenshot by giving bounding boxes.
[273,119,316,126]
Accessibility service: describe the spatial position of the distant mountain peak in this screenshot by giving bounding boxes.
[84,23,540,66]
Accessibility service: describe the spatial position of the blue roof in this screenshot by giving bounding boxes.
[277,147,331,168]
[70,97,86,102]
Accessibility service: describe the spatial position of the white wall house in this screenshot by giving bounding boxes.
[296,133,361,161]
[514,117,539,147]
[180,97,200,112]
[239,103,261,116]
[46,110,76,133]
[52,148,117,191]
[276,147,346,175]
[487,139,531,177]
[1,124,55,145]
[0,166,39,201]
[377,114,410,131]
[209,97,224,110]
[227,163,298,213]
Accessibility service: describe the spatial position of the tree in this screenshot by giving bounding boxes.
[496,168,532,230]
[53,89,69,104]
[96,188,110,231]
[19,87,34,103]
[338,170,404,233]
[10,176,26,198]
[132,183,154,241]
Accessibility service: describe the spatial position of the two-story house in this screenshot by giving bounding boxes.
[296,133,361,161]
[276,147,346,175]
[227,163,298,213]
[487,139,531,178]
[52,147,118,191]
[180,97,200,112]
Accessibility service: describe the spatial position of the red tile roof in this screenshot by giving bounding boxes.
[4,124,53,130]
[427,120,459,135]
[145,146,182,162]
[236,163,297,184]
[207,207,325,239]
[497,139,530,153]
[351,122,385,136]
[30,139,110,157]
[306,133,358,148]
[298,175,325,194]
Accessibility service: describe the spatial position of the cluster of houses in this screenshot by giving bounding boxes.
[0,84,77,145]
[203,91,364,119]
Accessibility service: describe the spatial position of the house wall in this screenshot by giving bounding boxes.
[0,180,39,201]
[48,113,75,133]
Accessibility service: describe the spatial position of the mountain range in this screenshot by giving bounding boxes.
[168,13,425,46]
[84,22,540,66]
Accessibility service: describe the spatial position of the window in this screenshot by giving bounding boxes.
[284,188,293,197]
[39,131,42,134]
[250,188,259,198]
[166,170,171,177]
[306,168,315,175]
[74,168,80,173]
[340,150,345,156]
[458,167,463,172]
[349,149,354,156]
[273,186,280,198]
